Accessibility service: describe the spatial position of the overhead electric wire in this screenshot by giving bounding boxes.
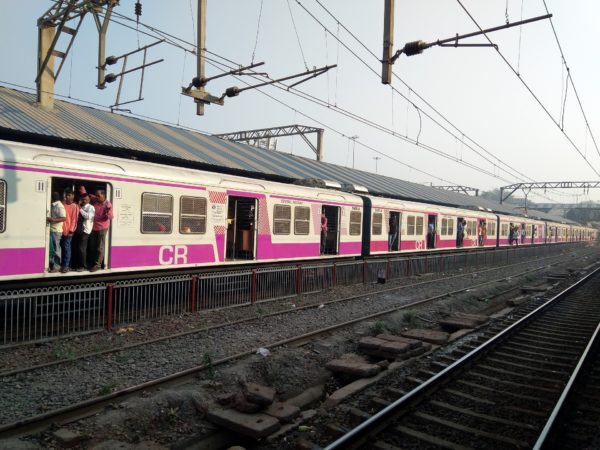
[103,6,575,200]
[309,0,583,200]
[541,0,600,160]
[202,52,510,182]
[203,57,460,185]
[108,9,510,183]
[302,0,530,183]
[455,0,600,178]
[203,52,510,183]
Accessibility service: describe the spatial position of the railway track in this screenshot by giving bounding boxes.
[1,246,593,377]
[1,249,595,440]
[323,264,600,450]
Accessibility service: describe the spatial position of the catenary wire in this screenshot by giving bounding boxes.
[456,0,600,178]
[108,9,510,183]
[204,58,459,185]
[309,0,581,199]
[310,0,537,185]
[110,7,516,183]
[99,7,575,199]
[541,0,600,159]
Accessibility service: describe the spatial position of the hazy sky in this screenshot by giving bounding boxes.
[1,1,599,204]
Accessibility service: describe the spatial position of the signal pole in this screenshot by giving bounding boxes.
[381,0,395,85]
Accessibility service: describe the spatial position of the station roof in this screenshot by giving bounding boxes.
[0,86,575,224]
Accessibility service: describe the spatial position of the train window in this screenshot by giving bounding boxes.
[349,211,362,236]
[294,206,310,235]
[141,193,173,234]
[372,212,383,235]
[273,204,291,235]
[501,223,509,237]
[416,216,424,235]
[407,216,415,235]
[180,196,207,234]
[447,219,454,236]
[488,221,496,236]
[0,180,5,233]
[440,217,454,236]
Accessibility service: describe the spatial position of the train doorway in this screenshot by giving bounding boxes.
[389,211,400,251]
[226,197,257,260]
[47,177,112,272]
[322,205,340,255]
[426,215,436,249]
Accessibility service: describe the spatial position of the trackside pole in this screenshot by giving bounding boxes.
[191,275,198,313]
[106,283,114,331]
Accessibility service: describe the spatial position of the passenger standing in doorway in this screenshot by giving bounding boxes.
[479,221,487,246]
[47,192,66,273]
[456,218,464,248]
[73,193,95,271]
[320,210,328,255]
[521,224,526,244]
[80,187,113,272]
[427,220,435,249]
[60,189,79,273]
[388,215,398,252]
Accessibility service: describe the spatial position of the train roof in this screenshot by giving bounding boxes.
[0,86,577,225]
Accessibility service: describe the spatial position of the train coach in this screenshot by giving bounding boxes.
[0,139,596,281]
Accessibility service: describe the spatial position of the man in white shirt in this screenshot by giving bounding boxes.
[46,191,66,273]
[73,193,95,272]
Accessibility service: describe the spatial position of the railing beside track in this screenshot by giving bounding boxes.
[0,243,588,345]
[0,284,106,346]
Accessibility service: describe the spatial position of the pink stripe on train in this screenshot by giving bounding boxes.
[0,247,46,276]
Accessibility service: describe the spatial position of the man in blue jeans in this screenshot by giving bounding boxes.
[46,192,66,273]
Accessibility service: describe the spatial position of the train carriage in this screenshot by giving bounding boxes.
[362,196,497,255]
[0,140,364,281]
[0,139,595,282]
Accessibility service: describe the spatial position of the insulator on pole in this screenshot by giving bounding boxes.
[135,1,142,22]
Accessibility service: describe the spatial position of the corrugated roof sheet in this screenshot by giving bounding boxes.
[0,86,575,224]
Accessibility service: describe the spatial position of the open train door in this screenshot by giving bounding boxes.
[46,177,112,272]
[322,205,340,255]
[389,211,400,251]
[426,214,437,249]
[226,196,257,260]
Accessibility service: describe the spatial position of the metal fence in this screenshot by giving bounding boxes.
[112,275,192,328]
[0,284,105,346]
[0,242,586,345]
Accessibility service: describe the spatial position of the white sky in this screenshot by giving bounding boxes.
[1,1,600,204]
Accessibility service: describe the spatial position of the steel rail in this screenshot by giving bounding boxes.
[532,321,600,449]
[0,252,589,438]
[0,248,583,377]
[324,264,600,449]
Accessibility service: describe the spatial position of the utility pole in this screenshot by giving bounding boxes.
[374,156,381,173]
[381,0,395,84]
[350,136,359,169]
[196,0,206,115]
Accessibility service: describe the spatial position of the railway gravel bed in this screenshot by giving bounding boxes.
[306,265,600,449]
[0,246,593,374]
[0,247,597,427]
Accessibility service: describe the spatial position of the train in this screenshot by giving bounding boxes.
[0,139,596,281]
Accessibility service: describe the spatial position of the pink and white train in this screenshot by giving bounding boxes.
[0,139,596,281]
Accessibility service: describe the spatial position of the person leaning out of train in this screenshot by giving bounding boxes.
[47,191,66,273]
[60,189,80,273]
[79,186,113,272]
[72,193,95,272]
